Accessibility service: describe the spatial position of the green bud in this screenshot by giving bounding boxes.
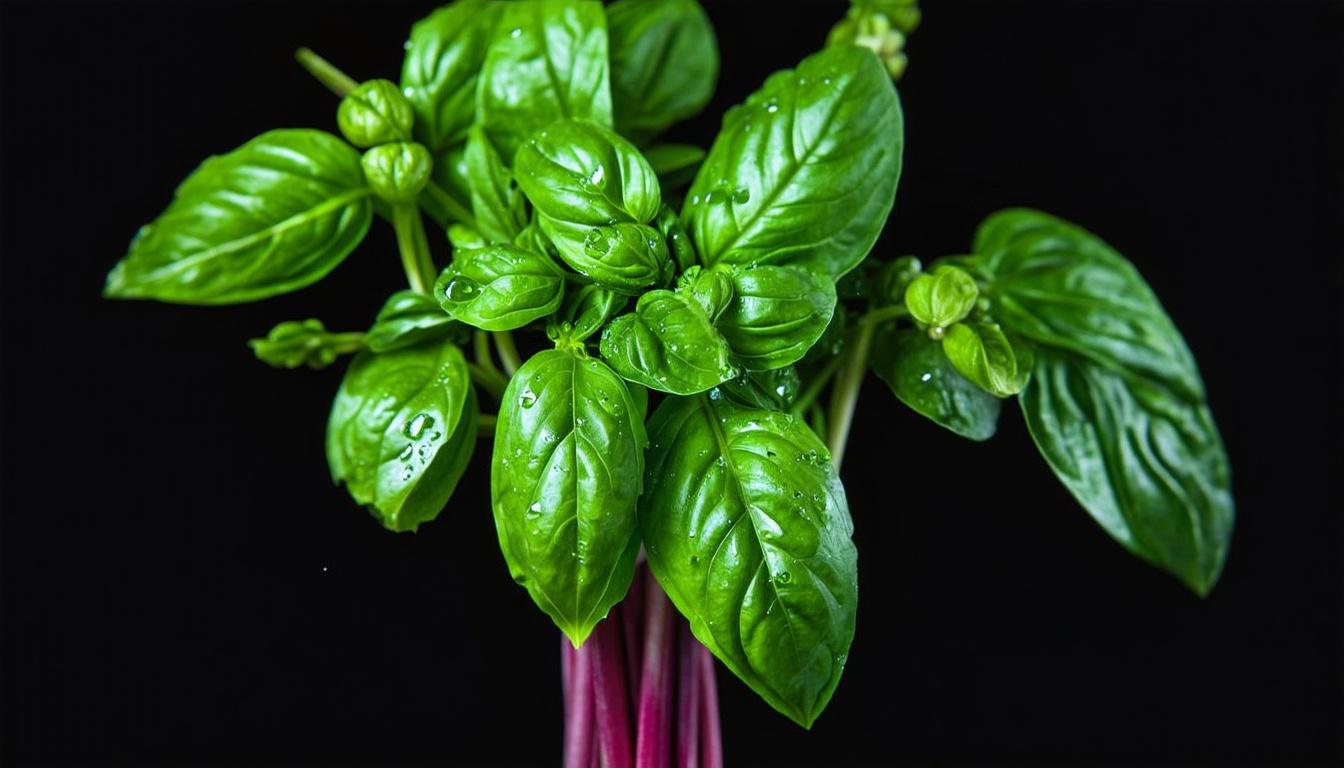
[879,255,923,305]
[678,265,735,322]
[941,322,1031,397]
[361,142,432,204]
[904,265,979,335]
[248,318,357,370]
[337,79,414,148]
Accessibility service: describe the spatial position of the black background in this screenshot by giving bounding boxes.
[2,1,1341,765]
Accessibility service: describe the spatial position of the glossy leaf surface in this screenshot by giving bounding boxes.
[401,0,503,154]
[337,79,414,148]
[326,340,476,532]
[642,395,857,727]
[715,265,837,371]
[436,244,565,331]
[477,0,613,160]
[248,318,358,370]
[465,126,528,243]
[599,289,734,394]
[365,290,461,353]
[970,208,1233,594]
[682,45,902,278]
[105,129,371,304]
[718,366,801,411]
[514,119,661,225]
[491,350,646,644]
[941,321,1029,397]
[870,327,1000,441]
[606,0,718,140]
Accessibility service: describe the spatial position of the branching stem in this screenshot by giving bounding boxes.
[494,331,522,377]
[391,203,437,294]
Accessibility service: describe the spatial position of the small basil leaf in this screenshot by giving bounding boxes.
[478,0,614,161]
[104,129,372,305]
[564,284,629,342]
[869,327,1000,441]
[448,223,487,250]
[606,0,718,141]
[491,350,646,645]
[599,289,735,394]
[541,219,669,294]
[677,265,734,322]
[968,208,1233,594]
[941,322,1029,397]
[716,265,838,371]
[465,125,528,243]
[876,255,923,306]
[337,79,414,148]
[435,244,565,331]
[514,119,661,226]
[249,318,360,370]
[326,339,474,532]
[1022,349,1233,595]
[643,143,707,191]
[642,395,857,728]
[401,0,503,154]
[365,290,463,353]
[683,45,902,278]
[717,366,801,411]
[361,142,433,204]
[904,264,977,331]
[656,204,696,273]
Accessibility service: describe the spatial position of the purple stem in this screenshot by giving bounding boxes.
[697,643,722,768]
[562,634,575,710]
[622,567,646,707]
[564,643,595,768]
[591,614,633,768]
[635,574,676,768]
[676,624,701,768]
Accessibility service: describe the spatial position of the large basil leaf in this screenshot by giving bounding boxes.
[435,244,565,331]
[599,289,734,394]
[477,0,614,161]
[365,290,462,353]
[326,340,476,532]
[682,45,902,278]
[715,265,837,371]
[869,327,1000,441]
[642,395,858,727]
[606,0,718,140]
[401,0,503,154]
[969,208,1233,594]
[718,366,801,412]
[465,125,528,243]
[105,129,372,304]
[491,350,646,645]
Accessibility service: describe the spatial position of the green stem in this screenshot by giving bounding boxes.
[392,203,437,294]
[826,316,877,471]
[294,47,356,97]
[856,303,909,327]
[467,362,507,402]
[327,332,366,355]
[789,354,844,419]
[475,331,502,376]
[423,183,480,233]
[494,331,522,377]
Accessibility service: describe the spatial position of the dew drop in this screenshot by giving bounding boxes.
[403,39,412,50]
[403,413,434,439]
[399,445,414,462]
[519,389,538,408]
[588,164,605,186]
[777,570,793,584]
[509,27,522,38]
[528,501,543,516]
[444,275,481,301]
[583,228,613,256]
[731,187,751,204]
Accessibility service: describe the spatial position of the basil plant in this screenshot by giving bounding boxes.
[104,0,1232,763]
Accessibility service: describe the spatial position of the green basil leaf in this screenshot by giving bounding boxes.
[514,119,661,225]
[248,318,361,370]
[677,265,734,322]
[941,321,1029,397]
[435,244,565,331]
[477,0,614,161]
[564,283,629,342]
[869,327,1000,441]
[714,265,837,371]
[465,126,528,243]
[643,143,707,191]
[904,264,978,331]
[599,289,735,394]
[717,366,801,411]
[491,350,646,645]
[1022,349,1233,595]
[401,0,503,154]
[543,220,670,294]
[968,208,1233,593]
[682,45,902,278]
[606,0,718,141]
[656,204,696,273]
[337,79,414,148]
[104,129,372,305]
[326,340,475,532]
[642,395,857,728]
[801,303,846,365]
[365,290,463,353]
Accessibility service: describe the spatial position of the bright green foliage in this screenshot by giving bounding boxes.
[104,129,371,304]
[364,290,462,352]
[464,126,528,242]
[870,327,1000,441]
[607,0,719,141]
[715,265,837,371]
[249,318,362,370]
[435,243,565,330]
[361,142,433,203]
[641,394,858,728]
[904,264,978,334]
[338,79,415,147]
[940,321,1029,397]
[718,367,802,412]
[491,350,646,645]
[684,45,903,279]
[401,0,502,154]
[599,288,734,394]
[326,339,476,532]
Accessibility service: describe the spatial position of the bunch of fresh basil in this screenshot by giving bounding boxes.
[104,0,1232,732]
